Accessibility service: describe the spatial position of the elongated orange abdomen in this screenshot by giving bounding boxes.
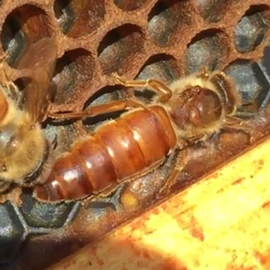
[34,105,177,201]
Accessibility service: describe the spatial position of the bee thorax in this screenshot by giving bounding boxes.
[0,123,48,185]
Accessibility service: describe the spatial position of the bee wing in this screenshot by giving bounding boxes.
[16,37,57,123]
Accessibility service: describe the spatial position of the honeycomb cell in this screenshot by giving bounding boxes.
[234,5,270,53]
[98,24,145,75]
[197,0,241,23]
[184,29,228,75]
[1,4,53,66]
[137,54,180,82]
[84,85,121,108]
[148,0,194,47]
[53,0,105,38]
[0,202,25,262]
[20,193,78,228]
[53,48,94,104]
[113,0,148,11]
[224,59,269,114]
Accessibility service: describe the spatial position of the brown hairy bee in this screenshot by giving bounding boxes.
[33,68,256,202]
[0,37,57,193]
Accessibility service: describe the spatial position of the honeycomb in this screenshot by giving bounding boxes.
[0,0,270,269]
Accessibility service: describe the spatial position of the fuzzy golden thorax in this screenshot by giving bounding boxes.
[0,101,48,185]
[165,71,240,142]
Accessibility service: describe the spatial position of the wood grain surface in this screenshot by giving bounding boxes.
[48,136,270,270]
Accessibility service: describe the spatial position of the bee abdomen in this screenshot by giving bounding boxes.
[34,106,177,202]
[34,136,118,201]
[34,151,94,201]
[95,119,146,180]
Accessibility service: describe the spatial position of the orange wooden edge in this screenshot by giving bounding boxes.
[49,136,270,270]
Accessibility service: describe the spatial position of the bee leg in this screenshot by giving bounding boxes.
[51,134,58,150]
[157,147,188,199]
[112,73,172,103]
[223,116,262,144]
[47,99,145,120]
[0,180,11,194]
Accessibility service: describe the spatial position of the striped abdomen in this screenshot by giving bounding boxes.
[34,105,177,202]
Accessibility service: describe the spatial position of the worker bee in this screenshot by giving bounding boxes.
[0,37,57,193]
[33,68,256,202]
